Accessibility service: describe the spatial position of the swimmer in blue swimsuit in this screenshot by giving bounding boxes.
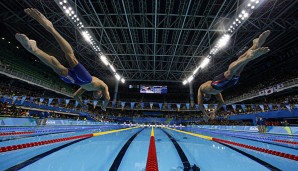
[15,8,110,110]
[197,30,271,122]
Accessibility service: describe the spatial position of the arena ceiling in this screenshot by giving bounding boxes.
[0,0,297,85]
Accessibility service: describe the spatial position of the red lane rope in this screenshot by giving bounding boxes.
[0,134,93,153]
[274,139,298,145]
[0,132,34,136]
[146,129,158,171]
[212,138,298,161]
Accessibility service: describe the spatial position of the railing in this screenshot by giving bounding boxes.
[0,66,72,97]
[226,77,298,104]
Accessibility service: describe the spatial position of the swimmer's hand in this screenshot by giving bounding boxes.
[209,111,216,120]
[101,106,106,112]
[25,8,54,31]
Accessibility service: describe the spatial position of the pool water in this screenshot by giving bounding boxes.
[0,126,297,171]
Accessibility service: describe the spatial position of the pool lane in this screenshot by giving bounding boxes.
[116,128,151,171]
[0,127,140,171]
[154,128,185,170]
[162,128,275,171]
[186,128,298,170]
[167,127,298,171]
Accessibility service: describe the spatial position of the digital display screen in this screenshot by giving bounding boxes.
[140,85,167,94]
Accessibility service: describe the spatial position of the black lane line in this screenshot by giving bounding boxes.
[161,129,200,171]
[216,141,282,171]
[109,128,144,171]
[5,138,89,171]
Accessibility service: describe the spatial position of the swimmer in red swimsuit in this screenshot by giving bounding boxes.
[198,30,271,122]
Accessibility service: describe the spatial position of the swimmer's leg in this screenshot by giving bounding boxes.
[15,33,68,76]
[25,8,78,68]
[224,47,270,79]
[238,30,271,60]
[226,31,271,76]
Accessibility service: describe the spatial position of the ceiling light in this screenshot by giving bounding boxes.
[200,58,211,69]
[121,78,125,83]
[182,80,187,85]
[243,13,249,18]
[193,67,200,75]
[187,76,194,83]
[115,74,121,80]
[110,65,116,73]
[100,55,109,66]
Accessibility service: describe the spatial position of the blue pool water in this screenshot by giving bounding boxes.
[0,126,297,171]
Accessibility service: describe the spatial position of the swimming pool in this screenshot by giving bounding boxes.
[0,126,297,171]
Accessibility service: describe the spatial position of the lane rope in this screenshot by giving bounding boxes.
[146,127,159,171]
[166,128,298,161]
[0,127,138,153]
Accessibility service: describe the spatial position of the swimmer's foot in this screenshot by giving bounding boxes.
[248,47,270,60]
[15,33,38,53]
[24,8,54,31]
[252,30,271,49]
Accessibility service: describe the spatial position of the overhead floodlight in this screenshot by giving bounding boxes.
[182,80,187,85]
[115,73,121,80]
[110,65,116,73]
[100,55,109,66]
[121,78,125,83]
[248,3,251,7]
[251,5,255,9]
[193,67,200,75]
[59,2,63,5]
[187,76,194,83]
[243,12,249,18]
[256,0,259,4]
[82,31,91,42]
[217,34,231,48]
[199,58,210,69]
[250,0,255,2]
[63,0,67,3]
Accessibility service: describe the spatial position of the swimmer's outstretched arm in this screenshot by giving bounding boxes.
[73,88,86,106]
[197,88,207,116]
[25,8,77,67]
[101,85,110,111]
[214,93,224,113]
